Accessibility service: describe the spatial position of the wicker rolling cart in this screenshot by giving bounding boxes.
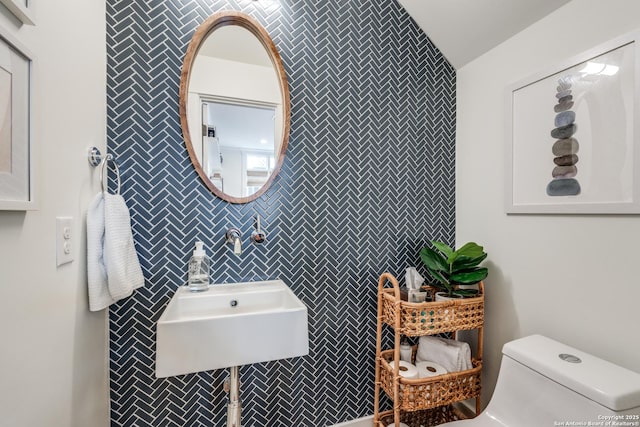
[373,272,485,427]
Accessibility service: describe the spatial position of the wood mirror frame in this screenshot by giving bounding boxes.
[179,11,291,204]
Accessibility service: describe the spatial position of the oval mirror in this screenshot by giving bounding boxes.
[179,11,290,204]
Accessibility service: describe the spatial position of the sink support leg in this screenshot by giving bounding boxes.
[226,366,241,427]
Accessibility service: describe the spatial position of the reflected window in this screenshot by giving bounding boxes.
[246,152,275,196]
[246,153,275,171]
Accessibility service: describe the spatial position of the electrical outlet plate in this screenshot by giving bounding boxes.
[56,216,73,266]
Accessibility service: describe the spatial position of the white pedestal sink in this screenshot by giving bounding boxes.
[155,279,309,378]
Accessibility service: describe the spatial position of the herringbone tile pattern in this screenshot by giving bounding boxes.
[106,0,455,425]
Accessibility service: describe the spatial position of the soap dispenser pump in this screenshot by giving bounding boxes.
[188,241,210,292]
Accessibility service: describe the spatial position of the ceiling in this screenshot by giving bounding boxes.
[397,0,572,69]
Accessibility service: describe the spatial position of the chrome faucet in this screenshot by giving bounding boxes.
[225,228,242,255]
[250,215,267,245]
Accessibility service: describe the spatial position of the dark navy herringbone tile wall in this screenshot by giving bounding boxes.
[106,0,455,425]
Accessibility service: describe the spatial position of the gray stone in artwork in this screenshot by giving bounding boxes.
[551,123,577,139]
[557,95,573,104]
[554,101,574,113]
[547,178,581,196]
[552,165,578,178]
[556,89,571,99]
[554,111,576,127]
[552,138,579,156]
[558,76,573,90]
[554,154,579,166]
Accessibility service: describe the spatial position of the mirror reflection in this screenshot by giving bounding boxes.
[181,14,289,203]
[199,101,277,196]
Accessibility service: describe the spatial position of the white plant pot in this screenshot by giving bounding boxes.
[434,292,463,302]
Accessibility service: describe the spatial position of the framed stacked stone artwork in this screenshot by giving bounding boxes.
[505,31,640,214]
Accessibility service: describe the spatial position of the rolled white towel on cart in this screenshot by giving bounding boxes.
[415,335,472,372]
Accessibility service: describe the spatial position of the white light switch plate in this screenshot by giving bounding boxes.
[56,216,74,266]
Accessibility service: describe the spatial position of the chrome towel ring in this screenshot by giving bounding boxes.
[100,154,121,194]
[88,147,121,195]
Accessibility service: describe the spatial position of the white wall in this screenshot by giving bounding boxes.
[0,1,109,426]
[457,0,640,407]
[189,56,280,104]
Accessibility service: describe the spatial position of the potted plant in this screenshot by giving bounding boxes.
[419,241,488,300]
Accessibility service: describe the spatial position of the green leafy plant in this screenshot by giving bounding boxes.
[419,241,488,298]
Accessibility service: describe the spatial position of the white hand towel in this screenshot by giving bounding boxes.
[459,341,472,371]
[415,336,472,372]
[86,192,144,311]
[104,193,144,301]
[87,193,114,311]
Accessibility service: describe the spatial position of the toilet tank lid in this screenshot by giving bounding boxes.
[503,335,640,411]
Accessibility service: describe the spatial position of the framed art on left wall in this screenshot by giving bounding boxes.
[0,0,34,26]
[0,27,35,210]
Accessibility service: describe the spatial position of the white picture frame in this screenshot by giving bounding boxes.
[0,0,34,26]
[505,31,640,214]
[0,25,35,210]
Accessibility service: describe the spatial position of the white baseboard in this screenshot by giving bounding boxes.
[327,401,477,426]
[330,415,374,427]
[328,400,477,426]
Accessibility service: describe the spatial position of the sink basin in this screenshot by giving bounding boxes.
[155,279,309,378]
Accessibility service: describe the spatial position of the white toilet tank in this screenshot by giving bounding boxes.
[443,335,640,426]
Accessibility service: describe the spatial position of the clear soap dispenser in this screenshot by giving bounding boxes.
[188,241,210,292]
